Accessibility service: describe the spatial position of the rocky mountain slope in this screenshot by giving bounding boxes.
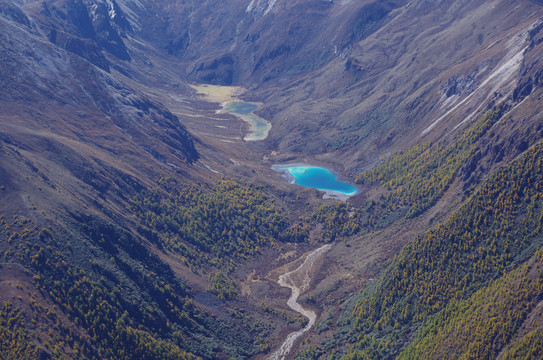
[1,0,543,359]
[89,0,543,170]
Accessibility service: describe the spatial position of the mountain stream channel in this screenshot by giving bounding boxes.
[267,244,332,360]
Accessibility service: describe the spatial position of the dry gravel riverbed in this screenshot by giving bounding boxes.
[268,244,332,360]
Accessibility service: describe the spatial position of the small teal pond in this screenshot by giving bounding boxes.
[221,101,271,141]
[224,102,258,115]
[273,165,358,198]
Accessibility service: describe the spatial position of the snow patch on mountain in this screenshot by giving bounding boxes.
[246,0,277,16]
[112,0,142,31]
[105,0,116,19]
[421,25,530,137]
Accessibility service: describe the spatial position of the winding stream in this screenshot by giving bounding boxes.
[190,84,271,141]
[221,101,271,141]
[268,244,332,360]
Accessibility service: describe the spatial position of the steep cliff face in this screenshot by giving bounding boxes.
[14,0,131,71]
[1,0,198,166]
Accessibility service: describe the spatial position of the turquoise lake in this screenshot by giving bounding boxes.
[273,165,358,197]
